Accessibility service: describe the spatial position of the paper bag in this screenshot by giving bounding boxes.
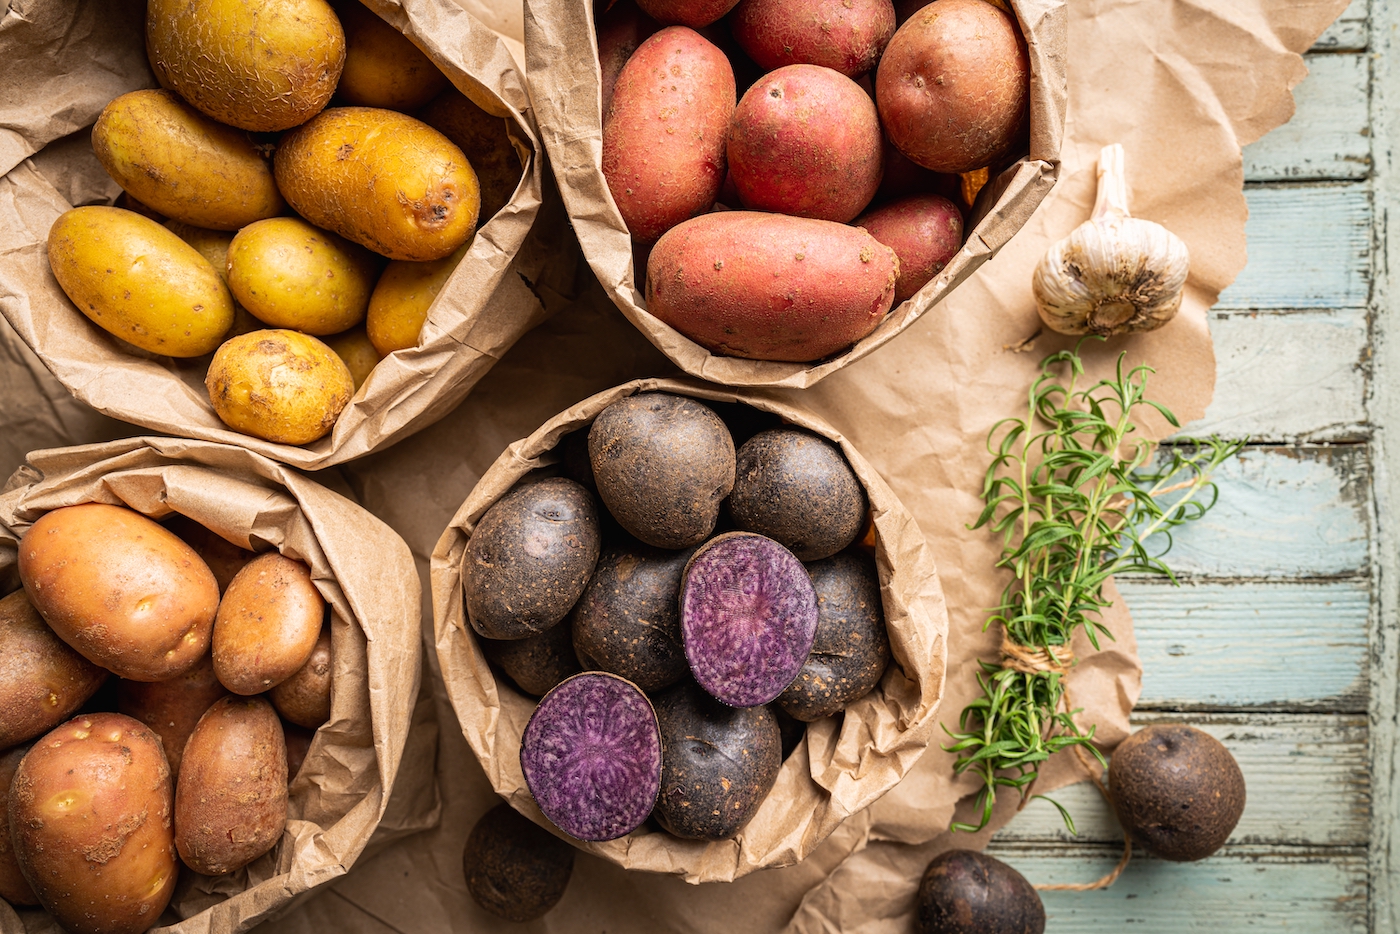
[0,437,427,933]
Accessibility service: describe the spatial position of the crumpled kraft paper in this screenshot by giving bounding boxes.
[0,437,429,934]
[0,0,578,470]
[431,377,949,883]
[522,0,1067,388]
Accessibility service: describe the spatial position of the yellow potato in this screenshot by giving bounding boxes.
[338,1,448,110]
[419,88,523,223]
[47,206,234,357]
[227,217,379,335]
[275,107,480,261]
[164,222,234,283]
[146,0,345,132]
[206,329,355,444]
[365,242,468,355]
[323,326,382,389]
[93,89,284,231]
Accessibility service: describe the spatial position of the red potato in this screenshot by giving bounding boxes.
[856,194,964,301]
[875,0,1030,173]
[603,27,736,243]
[877,137,961,203]
[646,211,898,361]
[728,64,883,222]
[729,0,896,77]
[634,0,740,27]
[597,1,660,113]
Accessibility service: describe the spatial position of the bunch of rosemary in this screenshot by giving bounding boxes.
[946,343,1243,834]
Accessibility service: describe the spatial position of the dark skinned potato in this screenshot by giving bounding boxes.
[480,621,582,697]
[570,546,692,692]
[916,849,1045,934]
[463,803,575,922]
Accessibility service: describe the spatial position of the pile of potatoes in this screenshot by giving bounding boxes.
[598,0,1029,362]
[46,0,523,446]
[460,392,890,863]
[0,504,332,934]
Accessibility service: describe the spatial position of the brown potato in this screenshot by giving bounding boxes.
[10,713,177,933]
[0,589,108,749]
[283,722,315,781]
[175,696,288,875]
[0,746,38,906]
[117,654,229,778]
[205,329,356,445]
[164,515,255,595]
[337,1,449,110]
[269,626,332,728]
[18,503,219,682]
[214,553,325,695]
[418,89,523,226]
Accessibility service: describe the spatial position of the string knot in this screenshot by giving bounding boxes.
[999,635,1076,675]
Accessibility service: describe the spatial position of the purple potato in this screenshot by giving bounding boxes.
[463,478,602,640]
[680,532,819,707]
[570,546,692,693]
[652,682,782,840]
[519,672,662,841]
[588,393,736,549]
[777,550,890,721]
[728,427,867,561]
[481,622,583,697]
[463,803,575,922]
[916,849,1045,934]
[773,705,806,759]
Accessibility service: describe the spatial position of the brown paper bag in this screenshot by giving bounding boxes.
[0,0,577,470]
[521,0,1066,388]
[430,376,949,883]
[0,437,427,933]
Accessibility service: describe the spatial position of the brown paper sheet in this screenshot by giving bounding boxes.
[522,0,1067,388]
[0,0,577,470]
[430,377,949,883]
[0,437,429,934]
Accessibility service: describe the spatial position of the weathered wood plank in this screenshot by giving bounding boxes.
[1244,53,1370,181]
[1313,0,1369,51]
[1138,444,1370,579]
[995,713,1370,846]
[1120,578,1370,710]
[984,844,1368,933]
[1216,184,1370,311]
[1184,308,1368,442]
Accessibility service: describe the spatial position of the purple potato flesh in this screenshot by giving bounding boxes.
[680,532,818,707]
[520,672,662,841]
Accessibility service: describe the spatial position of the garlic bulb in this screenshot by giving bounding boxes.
[1032,144,1189,336]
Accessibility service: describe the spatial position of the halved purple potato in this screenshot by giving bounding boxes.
[778,550,891,721]
[481,622,583,697]
[519,672,662,841]
[680,532,819,707]
[588,393,736,550]
[652,681,782,840]
[570,546,693,693]
[463,803,575,922]
[463,478,602,640]
[728,427,867,561]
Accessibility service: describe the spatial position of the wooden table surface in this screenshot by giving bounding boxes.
[980,1,1397,928]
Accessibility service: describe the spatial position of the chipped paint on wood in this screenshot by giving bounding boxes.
[1244,53,1371,181]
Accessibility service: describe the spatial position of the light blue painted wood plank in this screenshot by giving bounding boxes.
[1313,0,1368,51]
[995,713,1369,846]
[985,845,1368,932]
[1244,54,1370,181]
[1216,185,1370,311]
[1136,445,1370,579]
[1122,578,1369,710]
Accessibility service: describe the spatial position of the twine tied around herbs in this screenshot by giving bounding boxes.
[999,635,1076,676]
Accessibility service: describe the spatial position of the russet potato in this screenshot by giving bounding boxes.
[0,589,108,748]
[269,625,332,728]
[213,553,325,695]
[0,747,38,906]
[116,654,229,777]
[205,329,355,444]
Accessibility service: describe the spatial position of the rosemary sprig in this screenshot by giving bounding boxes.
[946,341,1244,834]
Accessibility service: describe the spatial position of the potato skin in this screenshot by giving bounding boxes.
[175,696,288,875]
[214,553,325,696]
[337,1,448,111]
[206,329,355,444]
[163,515,254,595]
[728,65,883,222]
[47,206,235,358]
[269,626,332,728]
[646,211,898,361]
[480,622,582,698]
[569,547,691,693]
[634,0,740,27]
[856,194,964,302]
[116,654,229,778]
[146,0,345,132]
[0,589,108,749]
[595,1,659,114]
[276,107,481,262]
[10,713,177,934]
[462,803,575,922]
[365,242,469,356]
[916,849,1045,934]
[875,0,1030,173]
[92,89,284,231]
[18,504,219,682]
[730,0,895,77]
[0,747,38,906]
[418,89,523,225]
[227,217,379,336]
[602,27,735,243]
[324,326,382,390]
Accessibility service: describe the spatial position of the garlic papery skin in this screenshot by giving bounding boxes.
[1032,144,1190,336]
